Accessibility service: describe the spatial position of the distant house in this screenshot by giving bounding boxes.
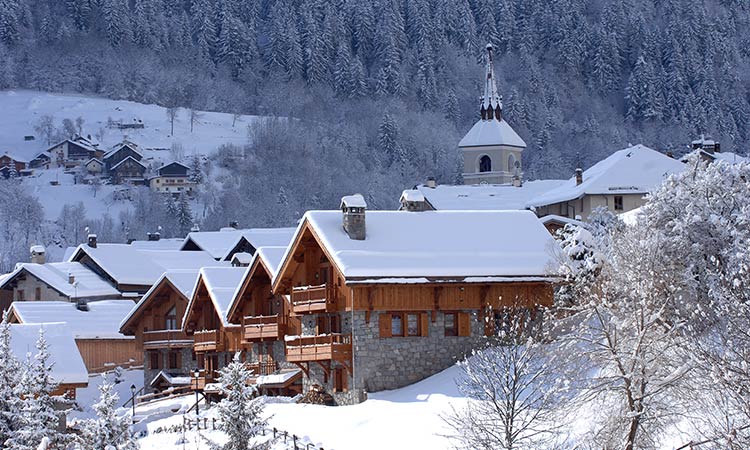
[149,162,197,194]
[526,145,686,220]
[47,136,102,168]
[84,157,104,175]
[109,156,147,185]
[10,323,89,398]
[119,270,200,393]
[29,152,51,169]
[68,236,221,295]
[0,151,28,176]
[9,300,142,373]
[684,136,748,165]
[181,227,296,261]
[103,141,143,172]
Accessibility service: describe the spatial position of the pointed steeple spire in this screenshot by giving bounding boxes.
[480,43,503,121]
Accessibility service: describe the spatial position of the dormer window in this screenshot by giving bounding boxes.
[165,306,178,330]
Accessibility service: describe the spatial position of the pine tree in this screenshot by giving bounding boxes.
[0,0,21,46]
[6,329,65,449]
[77,376,139,450]
[0,311,20,444]
[214,353,268,450]
[378,112,398,168]
[176,193,193,238]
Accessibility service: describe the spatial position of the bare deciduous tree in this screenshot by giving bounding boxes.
[166,107,179,135]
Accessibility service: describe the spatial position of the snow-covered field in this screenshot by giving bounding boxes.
[0,90,259,163]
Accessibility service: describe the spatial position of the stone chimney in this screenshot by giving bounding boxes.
[400,190,429,212]
[340,194,367,240]
[30,245,46,264]
[87,234,97,248]
[68,273,75,284]
[147,232,161,241]
[425,177,437,189]
[512,175,522,187]
[229,221,239,229]
[575,168,583,186]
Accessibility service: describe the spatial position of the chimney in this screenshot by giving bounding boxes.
[191,224,200,232]
[87,234,97,248]
[575,168,583,186]
[68,274,75,284]
[340,194,367,240]
[425,177,437,189]
[147,232,161,241]
[666,150,674,159]
[76,298,89,311]
[229,221,239,229]
[512,175,522,187]
[30,245,46,264]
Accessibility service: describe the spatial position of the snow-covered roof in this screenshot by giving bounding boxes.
[458,119,527,148]
[184,267,247,327]
[129,238,185,250]
[226,246,288,321]
[85,157,103,166]
[157,161,190,171]
[10,300,136,339]
[181,227,296,261]
[0,262,120,299]
[255,368,302,387]
[69,244,220,287]
[231,252,253,265]
[10,323,89,385]
[1,150,29,163]
[276,210,559,283]
[683,149,749,165]
[109,155,146,171]
[119,269,200,333]
[527,145,686,208]
[415,180,565,211]
[149,370,192,387]
[539,215,585,228]
[103,142,142,159]
[30,245,45,254]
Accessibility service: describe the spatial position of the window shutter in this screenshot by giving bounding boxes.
[379,312,391,338]
[458,312,471,337]
[419,313,429,337]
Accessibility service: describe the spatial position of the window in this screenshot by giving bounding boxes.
[149,351,160,370]
[614,195,624,211]
[165,306,178,330]
[479,155,492,173]
[16,290,24,301]
[444,313,457,336]
[168,351,180,369]
[508,154,517,172]
[35,287,41,301]
[333,367,348,392]
[406,313,419,336]
[391,314,403,336]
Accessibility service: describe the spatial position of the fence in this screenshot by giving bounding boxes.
[181,417,328,450]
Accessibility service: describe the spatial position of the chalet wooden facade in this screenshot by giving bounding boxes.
[103,142,143,172]
[225,247,303,395]
[119,270,199,393]
[269,196,559,405]
[109,156,147,184]
[0,152,27,174]
[47,137,102,168]
[181,267,246,393]
[149,161,197,195]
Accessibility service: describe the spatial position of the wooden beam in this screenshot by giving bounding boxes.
[292,362,309,378]
[315,361,331,382]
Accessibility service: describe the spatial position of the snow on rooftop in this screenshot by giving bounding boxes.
[11,300,136,339]
[400,189,425,203]
[182,227,296,260]
[0,262,120,299]
[416,180,565,211]
[283,210,559,280]
[458,118,527,148]
[187,267,247,327]
[149,370,192,387]
[527,145,686,208]
[129,238,185,250]
[708,151,749,164]
[341,194,367,208]
[539,215,585,227]
[10,323,89,385]
[231,252,253,265]
[120,270,201,332]
[30,245,46,253]
[255,246,288,277]
[70,244,220,287]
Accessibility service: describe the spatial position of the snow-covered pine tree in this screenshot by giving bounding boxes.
[215,353,269,450]
[378,112,398,168]
[76,376,139,450]
[6,329,66,449]
[0,311,20,444]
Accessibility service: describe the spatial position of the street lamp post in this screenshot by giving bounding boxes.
[130,384,136,423]
[194,369,200,417]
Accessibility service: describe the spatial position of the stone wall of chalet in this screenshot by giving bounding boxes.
[143,347,198,394]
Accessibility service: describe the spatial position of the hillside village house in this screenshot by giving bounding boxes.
[181,267,247,394]
[0,151,28,177]
[10,323,89,398]
[84,157,104,175]
[109,156,147,184]
[47,136,102,168]
[266,195,558,405]
[181,227,296,261]
[103,140,143,172]
[119,270,201,393]
[225,246,303,396]
[9,300,141,373]
[149,162,197,194]
[29,152,51,169]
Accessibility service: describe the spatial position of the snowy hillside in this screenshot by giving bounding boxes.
[0,90,259,162]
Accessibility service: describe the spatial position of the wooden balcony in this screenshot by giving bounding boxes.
[285,333,352,363]
[193,329,224,353]
[291,284,333,314]
[242,314,285,342]
[143,329,192,350]
[191,370,216,391]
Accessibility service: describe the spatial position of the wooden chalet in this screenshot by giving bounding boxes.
[149,162,196,195]
[103,141,143,172]
[270,195,559,405]
[119,270,199,393]
[47,136,102,168]
[8,300,141,373]
[109,156,146,184]
[29,152,51,169]
[0,152,27,174]
[181,267,246,392]
[225,247,303,395]
[181,227,296,261]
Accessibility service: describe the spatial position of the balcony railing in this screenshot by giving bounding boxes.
[143,329,192,350]
[290,284,332,314]
[193,329,224,352]
[242,314,284,341]
[285,333,352,363]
